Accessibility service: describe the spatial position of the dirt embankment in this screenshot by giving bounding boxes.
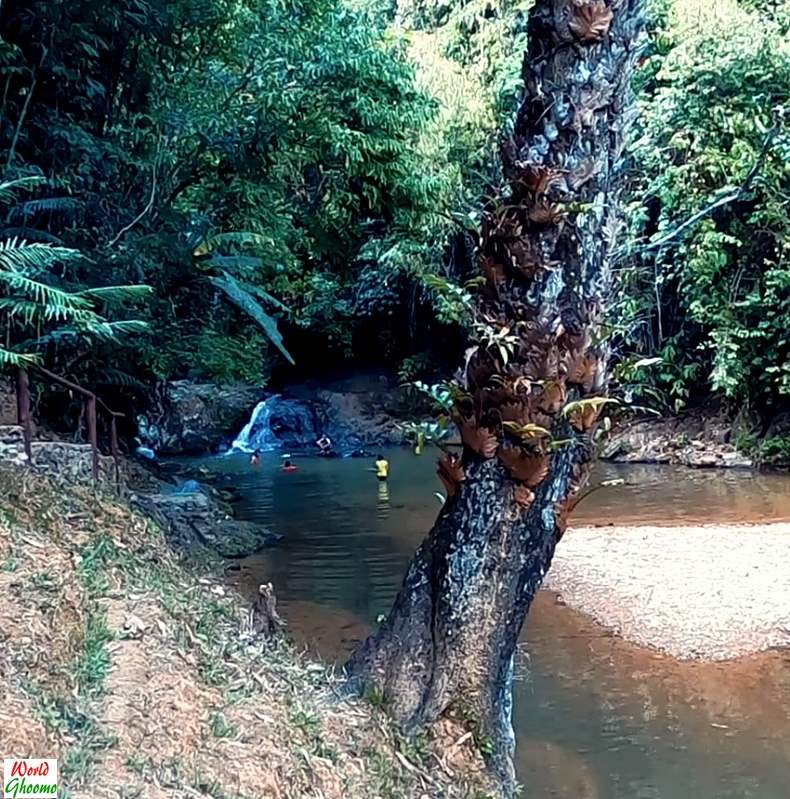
[547,523,790,660]
[0,465,492,799]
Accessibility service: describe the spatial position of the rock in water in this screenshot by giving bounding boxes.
[230,395,319,452]
[131,491,281,558]
[175,479,201,494]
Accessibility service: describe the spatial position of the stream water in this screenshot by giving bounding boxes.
[194,450,790,798]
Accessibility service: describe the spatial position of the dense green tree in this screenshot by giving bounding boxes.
[1,0,482,389]
[614,0,790,419]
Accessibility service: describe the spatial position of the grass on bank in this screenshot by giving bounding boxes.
[0,464,495,799]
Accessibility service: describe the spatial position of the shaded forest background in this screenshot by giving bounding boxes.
[1,0,789,455]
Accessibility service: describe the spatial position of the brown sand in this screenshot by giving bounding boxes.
[545,523,790,660]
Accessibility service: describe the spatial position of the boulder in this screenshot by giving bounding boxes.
[603,410,752,469]
[131,489,281,558]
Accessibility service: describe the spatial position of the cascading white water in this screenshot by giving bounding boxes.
[229,394,322,453]
[229,396,281,453]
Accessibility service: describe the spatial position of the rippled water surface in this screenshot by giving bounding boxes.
[193,451,790,798]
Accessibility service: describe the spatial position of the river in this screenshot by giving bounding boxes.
[193,450,790,798]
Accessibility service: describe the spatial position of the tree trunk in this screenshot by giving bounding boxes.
[347,0,645,793]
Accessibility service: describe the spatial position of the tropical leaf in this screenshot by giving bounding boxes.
[0,176,48,206]
[77,320,150,341]
[248,284,292,314]
[76,285,153,305]
[569,1,613,43]
[209,271,295,364]
[561,397,619,417]
[0,271,91,315]
[500,401,528,423]
[563,397,618,431]
[536,381,566,414]
[10,197,83,218]
[0,227,65,245]
[193,231,273,257]
[513,484,535,508]
[95,367,149,391]
[0,345,39,367]
[203,254,264,273]
[0,238,82,274]
[568,352,601,392]
[502,421,552,441]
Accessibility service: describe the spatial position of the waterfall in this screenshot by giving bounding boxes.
[229,397,280,453]
[229,394,320,453]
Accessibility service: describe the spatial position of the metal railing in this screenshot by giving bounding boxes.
[16,366,123,484]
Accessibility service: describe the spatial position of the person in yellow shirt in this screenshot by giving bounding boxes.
[374,453,389,481]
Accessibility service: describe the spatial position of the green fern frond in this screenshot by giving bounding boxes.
[0,271,92,314]
[202,254,264,272]
[0,177,48,207]
[11,197,83,218]
[193,231,272,256]
[95,367,148,391]
[0,227,65,245]
[76,285,153,305]
[75,319,150,341]
[250,284,292,313]
[0,345,40,368]
[0,238,82,274]
[209,271,294,364]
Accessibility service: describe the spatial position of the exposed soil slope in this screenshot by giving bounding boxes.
[0,465,492,799]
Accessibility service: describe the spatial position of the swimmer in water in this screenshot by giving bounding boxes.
[374,453,389,481]
[282,458,299,473]
[250,449,261,467]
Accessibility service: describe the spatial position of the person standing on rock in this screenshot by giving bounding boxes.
[316,434,333,456]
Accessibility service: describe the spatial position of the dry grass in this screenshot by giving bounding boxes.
[0,464,494,799]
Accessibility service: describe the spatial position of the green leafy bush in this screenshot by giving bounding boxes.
[617,0,790,419]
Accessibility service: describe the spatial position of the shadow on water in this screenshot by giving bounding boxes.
[189,449,790,798]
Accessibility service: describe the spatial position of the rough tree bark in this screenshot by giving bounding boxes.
[347,0,645,793]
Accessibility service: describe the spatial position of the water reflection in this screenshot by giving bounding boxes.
[376,479,390,516]
[188,449,790,798]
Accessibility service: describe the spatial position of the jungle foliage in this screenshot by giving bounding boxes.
[1,0,788,429]
[0,0,502,389]
[615,0,790,418]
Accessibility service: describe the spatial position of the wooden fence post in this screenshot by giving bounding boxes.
[110,415,120,486]
[16,368,33,461]
[86,394,98,482]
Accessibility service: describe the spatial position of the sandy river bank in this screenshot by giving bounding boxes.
[545,523,790,660]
